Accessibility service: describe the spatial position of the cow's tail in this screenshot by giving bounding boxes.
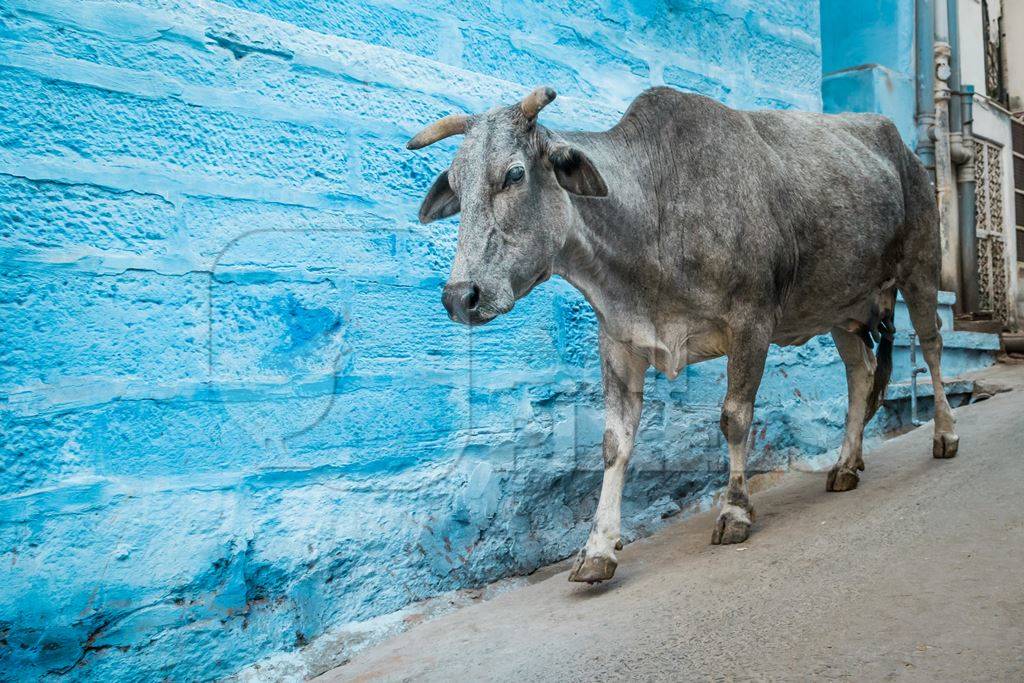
[865,294,896,421]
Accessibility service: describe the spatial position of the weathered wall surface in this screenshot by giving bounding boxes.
[0,0,984,680]
[820,0,917,143]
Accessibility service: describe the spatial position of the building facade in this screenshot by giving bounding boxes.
[822,0,1022,330]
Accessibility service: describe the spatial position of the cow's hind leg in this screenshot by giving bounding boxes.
[569,330,647,583]
[899,165,958,457]
[827,327,877,492]
[712,324,771,545]
[900,280,958,458]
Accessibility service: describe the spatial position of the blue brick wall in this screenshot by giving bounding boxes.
[2,0,978,680]
[820,0,917,142]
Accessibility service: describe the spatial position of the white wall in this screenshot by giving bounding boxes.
[1003,0,1024,111]
[958,0,987,93]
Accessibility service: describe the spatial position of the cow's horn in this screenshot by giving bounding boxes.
[407,114,472,150]
[520,86,556,120]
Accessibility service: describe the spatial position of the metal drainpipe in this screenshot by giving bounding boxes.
[946,0,963,134]
[933,0,961,294]
[957,85,979,315]
[915,0,936,177]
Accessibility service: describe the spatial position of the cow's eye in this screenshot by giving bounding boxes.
[503,165,525,188]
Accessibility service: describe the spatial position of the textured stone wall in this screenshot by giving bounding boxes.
[0,0,972,680]
[820,0,917,142]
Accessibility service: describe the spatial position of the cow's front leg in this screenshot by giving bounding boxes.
[712,325,771,545]
[569,331,647,583]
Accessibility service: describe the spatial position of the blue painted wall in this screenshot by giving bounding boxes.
[0,0,990,680]
[820,0,917,142]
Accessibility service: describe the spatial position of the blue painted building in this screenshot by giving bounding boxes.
[0,1,997,680]
[821,0,918,142]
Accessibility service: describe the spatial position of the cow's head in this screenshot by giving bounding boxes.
[408,87,607,325]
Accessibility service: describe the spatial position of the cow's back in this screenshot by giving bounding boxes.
[742,108,915,334]
[614,89,916,336]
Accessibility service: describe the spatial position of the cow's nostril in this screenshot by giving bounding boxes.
[463,284,480,311]
[442,282,483,324]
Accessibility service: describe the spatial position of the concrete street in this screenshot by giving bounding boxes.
[322,363,1024,682]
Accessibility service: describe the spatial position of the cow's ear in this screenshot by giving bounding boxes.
[549,146,608,197]
[418,170,460,223]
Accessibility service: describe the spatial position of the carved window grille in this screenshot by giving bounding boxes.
[974,137,1009,322]
[1014,118,1024,264]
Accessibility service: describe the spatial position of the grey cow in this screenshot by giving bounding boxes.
[407,86,958,583]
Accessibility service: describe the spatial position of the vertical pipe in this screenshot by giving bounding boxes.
[909,333,926,427]
[915,0,936,175]
[946,0,963,133]
[958,86,979,314]
[933,2,961,294]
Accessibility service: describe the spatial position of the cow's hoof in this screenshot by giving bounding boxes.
[568,549,616,584]
[933,432,959,459]
[827,466,860,492]
[711,506,751,545]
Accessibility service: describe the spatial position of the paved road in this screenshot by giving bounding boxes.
[322,364,1024,682]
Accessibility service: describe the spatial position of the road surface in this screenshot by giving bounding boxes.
[321,363,1024,682]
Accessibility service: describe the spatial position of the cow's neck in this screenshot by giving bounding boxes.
[551,129,724,375]
[551,131,671,369]
[553,131,658,286]
[554,129,657,296]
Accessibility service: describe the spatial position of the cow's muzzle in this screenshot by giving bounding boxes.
[442,281,491,325]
